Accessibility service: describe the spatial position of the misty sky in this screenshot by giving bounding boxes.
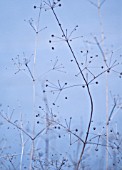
[0,1,122,169]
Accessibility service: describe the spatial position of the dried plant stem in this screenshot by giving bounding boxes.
[86,142,116,149]
[51,8,93,170]
[97,0,104,42]
[97,2,109,168]
[0,111,46,139]
[51,119,84,144]
[0,112,32,139]
[20,112,24,170]
[30,3,42,168]
[19,118,29,170]
[105,75,109,170]
[29,34,37,169]
[25,64,35,81]
[43,91,50,170]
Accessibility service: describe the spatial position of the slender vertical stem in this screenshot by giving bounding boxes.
[106,75,109,170]
[29,33,37,170]
[30,2,43,168]
[51,7,94,170]
[20,110,24,170]
[43,86,49,170]
[97,1,109,169]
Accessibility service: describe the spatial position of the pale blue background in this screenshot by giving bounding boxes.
[0,0,122,169]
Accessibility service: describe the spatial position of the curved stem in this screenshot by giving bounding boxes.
[51,7,94,170]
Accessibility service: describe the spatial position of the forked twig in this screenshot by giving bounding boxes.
[48,5,93,169]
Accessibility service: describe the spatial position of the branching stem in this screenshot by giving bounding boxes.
[51,7,94,170]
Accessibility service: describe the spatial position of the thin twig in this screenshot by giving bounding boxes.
[50,7,93,170]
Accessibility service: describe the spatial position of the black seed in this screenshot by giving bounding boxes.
[107,69,110,73]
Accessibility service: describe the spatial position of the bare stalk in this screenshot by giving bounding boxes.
[20,112,24,170]
[95,1,109,167]
[43,91,50,170]
[50,7,93,170]
[51,119,85,144]
[30,1,43,169]
[0,111,46,141]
